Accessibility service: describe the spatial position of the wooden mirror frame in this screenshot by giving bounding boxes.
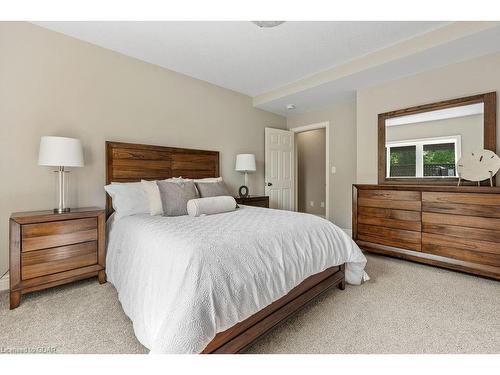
[378,92,497,185]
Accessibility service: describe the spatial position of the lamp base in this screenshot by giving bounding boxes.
[54,207,71,214]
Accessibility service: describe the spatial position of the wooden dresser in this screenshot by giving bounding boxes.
[353,185,500,280]
[9,207,106,309]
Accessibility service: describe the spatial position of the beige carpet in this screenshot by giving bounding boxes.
[1,253,499,354]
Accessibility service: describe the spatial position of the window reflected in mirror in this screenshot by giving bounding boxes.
[385,103,484,179]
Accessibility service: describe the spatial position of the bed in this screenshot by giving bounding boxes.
[105,141,368,353]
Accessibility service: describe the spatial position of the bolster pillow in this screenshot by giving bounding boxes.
[187,196,237,217]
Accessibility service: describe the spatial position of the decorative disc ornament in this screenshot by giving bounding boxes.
[457,149,500,184]
[238,185,249,198]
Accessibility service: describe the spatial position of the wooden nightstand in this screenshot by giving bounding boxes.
[235,195,269,208]
[9,207,106,309]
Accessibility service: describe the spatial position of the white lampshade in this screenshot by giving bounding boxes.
[38,136,84,167]
[235,154,256,172]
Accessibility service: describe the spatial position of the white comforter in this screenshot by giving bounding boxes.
[106,205,368,353]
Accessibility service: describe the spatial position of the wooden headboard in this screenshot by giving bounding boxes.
[105,141,220,217]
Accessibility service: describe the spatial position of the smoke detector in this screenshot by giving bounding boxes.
[286,104,296,110]
[252,21,285,28]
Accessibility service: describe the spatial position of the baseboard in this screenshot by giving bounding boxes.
[0,272,9,292]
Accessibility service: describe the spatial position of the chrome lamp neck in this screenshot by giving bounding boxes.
[55,166,70,213]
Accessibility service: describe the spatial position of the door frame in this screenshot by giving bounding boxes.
[291,121,330,220]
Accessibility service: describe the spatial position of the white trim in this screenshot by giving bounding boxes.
[291,121,330,221]
[290,122,329,133]
[0,272,9,292]
[386,135,462,178]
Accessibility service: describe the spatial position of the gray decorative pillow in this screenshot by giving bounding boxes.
[157,180,198,216]
[195,181,230,198]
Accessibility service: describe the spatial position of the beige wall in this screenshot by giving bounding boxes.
[287,98,356,229]
[296,129,326,216]
[0,22,285,275]
[386,114,483,152]
[357,51,500,184]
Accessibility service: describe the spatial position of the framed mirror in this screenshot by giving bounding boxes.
[378,92,497,185]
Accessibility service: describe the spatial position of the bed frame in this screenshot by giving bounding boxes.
[105,141,346,353]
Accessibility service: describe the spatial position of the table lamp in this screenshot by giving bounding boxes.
[235,154,256,197]
[38,136,84,213]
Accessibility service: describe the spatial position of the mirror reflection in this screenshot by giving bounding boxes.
[385,103,484,179]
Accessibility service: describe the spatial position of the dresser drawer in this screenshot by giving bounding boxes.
[422,192,500,218]
[358,189,421,211]
[22,218,98,252]
[358,206,421,231]
[422,212,500,243]
[357,223,421,251]
[421,210,500,268]
[359,189,420,201]
[422,233,500,267]
[422,192,500,206]
[21,241,98,280]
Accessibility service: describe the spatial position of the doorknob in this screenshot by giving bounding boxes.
[266,182,273,186]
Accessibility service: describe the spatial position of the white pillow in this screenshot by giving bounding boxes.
[168,177,222,184]
[141,180,164,216]
[104,182,149,220]
[187,196,236,217]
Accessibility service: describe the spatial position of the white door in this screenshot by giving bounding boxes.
[265,127,295,210]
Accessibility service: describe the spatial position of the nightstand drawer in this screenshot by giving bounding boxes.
[22,218,98,252]
[247,200,268,208]
[21,241,98,280]
[235,196,269,208]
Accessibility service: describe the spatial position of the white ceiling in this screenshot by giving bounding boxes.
[258,26,500,114]
[32,21,500,116]
[34,21,445,96]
